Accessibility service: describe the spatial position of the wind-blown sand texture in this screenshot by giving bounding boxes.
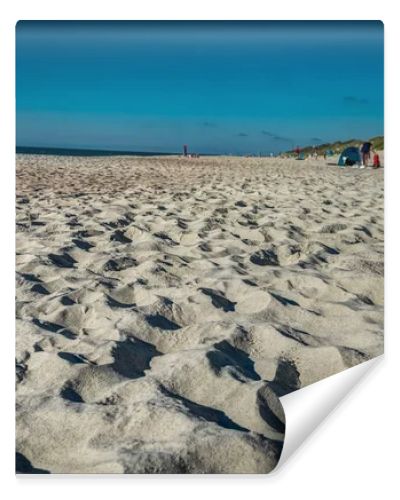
[16,155,384,474]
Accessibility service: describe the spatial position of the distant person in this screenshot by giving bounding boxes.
[373,151,381,169]
[360,141,372,167]
[295,146,300,159]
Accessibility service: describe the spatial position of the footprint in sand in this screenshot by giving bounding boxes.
[250,249,279,266]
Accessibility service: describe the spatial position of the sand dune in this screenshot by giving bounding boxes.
[16,154,384,473]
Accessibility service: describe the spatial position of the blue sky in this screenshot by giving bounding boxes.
[16,21,384,154]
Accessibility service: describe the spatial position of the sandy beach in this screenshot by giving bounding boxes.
[16,154,384,473]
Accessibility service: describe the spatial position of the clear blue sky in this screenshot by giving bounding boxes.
[16,21,384,154]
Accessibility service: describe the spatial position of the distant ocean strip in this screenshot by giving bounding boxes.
[16,147,183,157]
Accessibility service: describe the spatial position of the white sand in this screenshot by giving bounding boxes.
[16,154,384,473]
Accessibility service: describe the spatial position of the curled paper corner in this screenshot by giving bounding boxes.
[273,355,383,473]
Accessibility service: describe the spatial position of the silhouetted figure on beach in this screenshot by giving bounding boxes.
[360,141,372,167]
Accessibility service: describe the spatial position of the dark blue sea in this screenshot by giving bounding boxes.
[16,146,179,157]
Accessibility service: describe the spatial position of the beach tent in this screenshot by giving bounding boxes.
[338,146,361,167]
